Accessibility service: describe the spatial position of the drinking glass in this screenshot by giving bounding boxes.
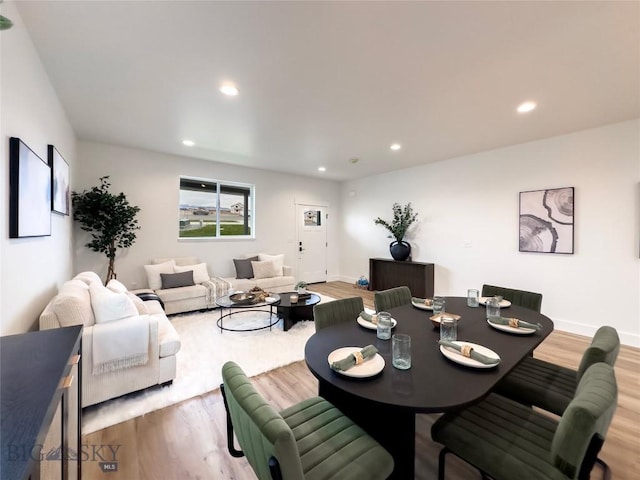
[440,316,457,341]
[467,289,479,307]
[486,297,501,319]
[432,296,446,316]
[392,334,411,369]
[376,311,392,340]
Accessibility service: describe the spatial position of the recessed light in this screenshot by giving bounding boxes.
[390,143,402,151]
[517,101,537,113]
[182,139,195,146]
[220,83,239,96]
[318,167,326,172]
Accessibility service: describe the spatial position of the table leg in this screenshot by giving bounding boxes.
[318,381,415,479]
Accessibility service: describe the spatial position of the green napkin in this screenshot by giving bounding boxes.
[412,296,430,305]
[360,311,377,323]
[331,345,379,372]
[438,340,500,365]
[488,316,541,330]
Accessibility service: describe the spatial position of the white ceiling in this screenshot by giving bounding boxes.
[14,1,640,181]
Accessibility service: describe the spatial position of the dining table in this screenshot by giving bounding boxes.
[304,296,554,479]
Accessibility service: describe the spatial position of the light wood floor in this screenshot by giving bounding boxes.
[83,282,639,479]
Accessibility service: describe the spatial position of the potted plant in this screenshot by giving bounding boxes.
[374,202,418,261]
[72,176,141,283]
[295,281,308,294]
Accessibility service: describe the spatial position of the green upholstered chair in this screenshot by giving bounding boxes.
[221,361,394,480]
[481,284,543,312]
[313,296,364,332]
[374,286,412,312]
[432,363,618,480]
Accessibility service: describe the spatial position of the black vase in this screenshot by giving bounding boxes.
[389,240,411,261]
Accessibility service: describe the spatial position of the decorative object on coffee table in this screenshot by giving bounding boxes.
[374,202,418,261]
[295,281,308,294]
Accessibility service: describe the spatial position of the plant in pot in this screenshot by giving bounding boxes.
[295,281,308,294]
[374,202,418,261]
[72,176,141,284]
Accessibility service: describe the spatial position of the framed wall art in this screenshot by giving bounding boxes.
[9,137,52,238]
[48,144,70,215]
[519,187,574,254]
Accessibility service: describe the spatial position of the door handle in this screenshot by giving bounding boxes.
[299,246,305,252]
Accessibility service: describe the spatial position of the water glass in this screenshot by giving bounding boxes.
[432,296,446,316]
[467,289,479,307]
[376,311,392,340]
[486,297,501,318]
[440,316,457,341]
[392,334,411,370]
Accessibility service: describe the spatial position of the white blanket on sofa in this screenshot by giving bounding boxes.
[92,315,150,374]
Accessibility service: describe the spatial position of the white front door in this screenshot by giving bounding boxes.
[295,204,327,284]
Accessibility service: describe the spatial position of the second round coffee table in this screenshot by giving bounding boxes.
[277,292,321,331]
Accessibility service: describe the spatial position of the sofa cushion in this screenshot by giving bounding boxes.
[174,262,210,284]
[154,256,199,267]
[53,280,96,327]
[126,291,150,315]
[251,260,279,279]
[156,284,208,302]
[106,279,128,294]
[258,253,284,275]
[90,282,139,324]
[144,260,176,290]
[161,271,195,289]
[256,276,296,291]
[74,271,102,285]
[233,256,258,279]
[157,316,181,358]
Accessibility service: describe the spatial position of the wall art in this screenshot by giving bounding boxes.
[48,144,70,215]
[519,187,574,254]
[9,137,52,238]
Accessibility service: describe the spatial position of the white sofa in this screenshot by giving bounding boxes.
[39,271,181,408]
[222,253,296,294]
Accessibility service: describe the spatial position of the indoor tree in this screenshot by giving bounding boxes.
[72,176,141,283]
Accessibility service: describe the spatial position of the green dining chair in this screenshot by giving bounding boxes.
[374,286,412,312]
[432,362,618,480]
[313,296,364,332]
[221,361,394,480]
[481,284,543,312]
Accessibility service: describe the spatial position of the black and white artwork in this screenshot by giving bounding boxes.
[519,187,574,254]
[304,209,321,226]
[48,145,70,215]
[9,137,52,238]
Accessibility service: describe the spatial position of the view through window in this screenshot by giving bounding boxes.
[179,177,254,238]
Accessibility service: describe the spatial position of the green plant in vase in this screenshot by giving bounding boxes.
[374,202,418,261]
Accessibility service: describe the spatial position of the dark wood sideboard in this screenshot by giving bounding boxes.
[368,258,434,298]
[1,326,82,480]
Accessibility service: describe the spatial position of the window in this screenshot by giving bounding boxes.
[179,176,254,238]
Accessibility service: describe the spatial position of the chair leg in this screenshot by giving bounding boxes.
[596,457,611,480]
[220,384,244,458]
[268,457,283,480]
[438,447,449,480]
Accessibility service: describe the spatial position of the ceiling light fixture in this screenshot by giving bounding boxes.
[390,143,402,151]
[220,83,239,96]
[318,167,326,172]
[182,140,195,146]
[517,101,537,113]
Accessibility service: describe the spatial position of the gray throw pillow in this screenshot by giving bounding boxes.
[160,270,195,289]
[233,256,259,279]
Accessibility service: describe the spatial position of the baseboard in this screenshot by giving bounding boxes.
[553,317,639,348]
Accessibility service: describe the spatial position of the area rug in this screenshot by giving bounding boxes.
[82,294,335,434]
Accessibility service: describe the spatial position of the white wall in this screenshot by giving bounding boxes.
[0,3,76,335]
[75,141,341,289]
[340,120,640,346]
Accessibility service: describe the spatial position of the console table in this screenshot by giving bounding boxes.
[369,258,434,298]
[1,326,82,480]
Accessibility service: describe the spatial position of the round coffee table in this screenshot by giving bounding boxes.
[215,293,281,332]
[277,292,321,331]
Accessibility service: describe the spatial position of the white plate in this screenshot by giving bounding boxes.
[265,297,277,303]
[479,297,512,308]
[411,301,433,311]
[328,347,386,378]
[487,318,536,335]
[439,341,500,369]
[356,316,397,330]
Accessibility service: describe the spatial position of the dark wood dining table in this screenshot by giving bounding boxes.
[304,296,554,479]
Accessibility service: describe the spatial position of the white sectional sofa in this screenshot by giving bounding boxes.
[39,271,181,407]
[223,253,296,294]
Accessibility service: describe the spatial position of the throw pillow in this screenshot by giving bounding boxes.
[233,256,259,279]
[126,292,150,315]
[74,271,102,286]
[174,262,210,284]
[251,260,279,280]
[144,260,176,290]
[89,282,138,324]
[52,280,95,327]
[160,271,195,289]
[258,253,284,276]
[106,279,128,294]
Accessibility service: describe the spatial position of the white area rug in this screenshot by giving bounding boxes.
[82,294,334,434]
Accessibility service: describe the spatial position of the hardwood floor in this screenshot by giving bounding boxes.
[83,282,639,479]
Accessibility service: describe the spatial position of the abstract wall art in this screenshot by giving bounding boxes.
[48,145,70,215]
[519,187,574,254]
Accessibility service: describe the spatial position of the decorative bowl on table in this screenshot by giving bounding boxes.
[429,313,461,329]
[229,292,256,305]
